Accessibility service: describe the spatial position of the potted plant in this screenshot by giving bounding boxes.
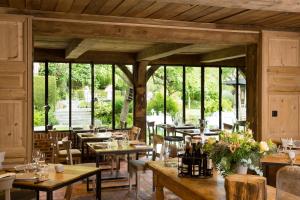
[204,129,276,177]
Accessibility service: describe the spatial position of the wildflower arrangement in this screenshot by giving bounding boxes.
[204,128,276,177]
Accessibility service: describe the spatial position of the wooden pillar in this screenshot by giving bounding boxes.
[246,44,259,140]
[133,61,149,142]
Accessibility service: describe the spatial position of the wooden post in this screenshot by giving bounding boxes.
[133,61,149,142]
[246,44,259,140]
[225,174,267,200]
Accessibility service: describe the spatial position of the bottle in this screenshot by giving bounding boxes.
[182,142,191,174]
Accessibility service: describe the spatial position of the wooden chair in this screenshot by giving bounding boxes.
[51,136,81,164]
[147,121,156,145]
[128,135,165,198]
[128,126,141,141]
[233,120,247,132]
[0,175,14,200]
[276,165,300,200]
[63,140,102,199]
[120,121,127,130]
[223,123,233,130]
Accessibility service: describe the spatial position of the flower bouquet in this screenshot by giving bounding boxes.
[204,128,276,177]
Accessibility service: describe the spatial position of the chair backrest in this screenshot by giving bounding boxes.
[152,135,165,161]
[62,140,73,165]
[0,175,15,200]
[50,136,59,164]
[223,123,233,130]
[276,165,300,200]
[166,125,176,136]
[147,121,155,135]
[233,120,246,132]
[128,126,141,140]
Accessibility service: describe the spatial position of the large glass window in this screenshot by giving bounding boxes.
[204,67,220,129]
[48,63,69,130]
[166,66,183,125]
[114,65,134,129]
[222,68,237,127]
[33,63,45,131]
[71,63,92,129]
[147,66,165,126]
[185,67,201,125]
[94,64,113,128]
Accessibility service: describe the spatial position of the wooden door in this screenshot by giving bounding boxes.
[0,15,32,163]
[268,95,299,139]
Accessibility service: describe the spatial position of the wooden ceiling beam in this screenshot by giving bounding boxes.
[144,0,300,13]
[65,38,96,59]
[199,45,246,63]
[137,44,196,61]
[33,20,258,44]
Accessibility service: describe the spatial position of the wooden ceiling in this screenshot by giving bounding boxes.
[3,0,300,29]
[2,0,300,64]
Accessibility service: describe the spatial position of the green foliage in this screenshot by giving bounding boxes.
[95,101,112,126]
[34,76,56,110]
[147,93,179,117]
[95,64,112,89]
[71,63,91,89]
[34,109,45,126]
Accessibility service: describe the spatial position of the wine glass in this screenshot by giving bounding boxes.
[32,149,41,164]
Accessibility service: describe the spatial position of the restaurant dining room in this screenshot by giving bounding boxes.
[1,1,300,200]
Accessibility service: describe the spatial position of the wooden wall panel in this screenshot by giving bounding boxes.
[268,95,299,138]
[0,14,32,164]
[261,31,300,141]
[268,38,299,67]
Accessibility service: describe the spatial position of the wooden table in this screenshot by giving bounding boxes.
[156,124,195,137]
[147,160,276,200]
[260,152,300,185]
[87,143,153,168]
[175,128,220,138]
[77,132,112,162]
[12,164,101,200]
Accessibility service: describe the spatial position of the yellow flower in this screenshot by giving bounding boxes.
[259,141,269,153]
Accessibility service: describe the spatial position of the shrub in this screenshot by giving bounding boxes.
[34,76,56,110]
[147,93,179,117]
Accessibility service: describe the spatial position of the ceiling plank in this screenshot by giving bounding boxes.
[124,1,154,17]
[134,2,169,18]
[148,3,195,19]
[200,45,246,63]
[9,0,25,9]
[40,0,58,11]
[110,0,140,16]
[143,0,300,13]
[137,44,196,61]
[97,0,123,15]
[55,0,74,12]
[69,0,91,14]
[83,0,107,14]
[65,38,96,59]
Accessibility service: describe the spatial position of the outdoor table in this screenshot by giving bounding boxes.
[147,160,276,200]
[11,164,101,200]
[77,132,112,162]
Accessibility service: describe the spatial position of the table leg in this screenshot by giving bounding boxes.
[96,170,101,200]
[96,154,100,168]
[46,191,53,200]
[154,173,164,200]
[81,141,84,162]
[35,190,39,200]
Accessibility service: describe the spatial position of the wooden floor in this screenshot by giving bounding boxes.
[39,159,181,200]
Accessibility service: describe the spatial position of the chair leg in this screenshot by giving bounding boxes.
[129,165,133,191]
[5,189,10,200]
[136,171,141,198]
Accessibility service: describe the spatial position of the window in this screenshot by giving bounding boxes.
[146,66,246,129]
[33,62,134,131]
[33,62,45,131]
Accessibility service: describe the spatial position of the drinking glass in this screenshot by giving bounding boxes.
[32,149,41,164]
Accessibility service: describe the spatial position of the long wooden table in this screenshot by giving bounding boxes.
[12,164,101,200]
[147,160,276,200]
[260,152,300,186]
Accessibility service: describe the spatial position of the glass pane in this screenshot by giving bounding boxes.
[48,63,69,131]
[115,65,134,129]
[204,67,220,129]
[147,66,165,135]
[238,69,247,121]
[222,68,236,127]
[33,62,45,131]
[71,63,92,129]
[166,66,183,125]
[185,67,201,125]
[94,64,112,128]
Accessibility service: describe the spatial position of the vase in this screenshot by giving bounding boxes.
[235,163,248,174]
